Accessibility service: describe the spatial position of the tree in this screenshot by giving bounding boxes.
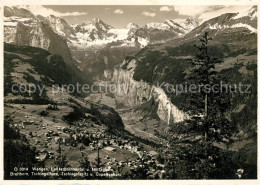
[57,141,62,154]
[167,32,237,179]
[92,147,105,179]
[54,153,68,168]
[122,154,149,179]
[79,154,92,179]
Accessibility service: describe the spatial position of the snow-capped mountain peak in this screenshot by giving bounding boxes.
[91,18,113,30]
[71,18,113,34]
[248,5,257,19]
[45,14,75,37]
[164,19,181,28]
[92,18,101,24]
[145,22,170,30]
[174,18,199,32]
[232,5,257,20]
[185,18,197,25]
[4,6,202,49]
[165,19,185,28]
[4,6,34,18]
[126,23,139,29]
[141,18,198,36]
[184,6,257,41]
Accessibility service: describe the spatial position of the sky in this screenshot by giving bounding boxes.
[17,5,253,28]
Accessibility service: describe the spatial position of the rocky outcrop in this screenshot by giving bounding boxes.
[112,58,187,124]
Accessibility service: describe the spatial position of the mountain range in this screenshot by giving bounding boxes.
[4,6,199,79]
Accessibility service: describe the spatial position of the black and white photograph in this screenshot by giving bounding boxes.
[2,0,258,182]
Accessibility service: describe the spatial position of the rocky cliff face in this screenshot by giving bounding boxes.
[4,10,72,63]
[4,7,88,83]
[112,57,187,124]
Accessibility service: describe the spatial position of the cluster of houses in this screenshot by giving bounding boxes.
[13,112,166,177]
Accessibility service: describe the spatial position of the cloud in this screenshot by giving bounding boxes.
[17,5,87,17]
[113,9,124,14]
[198,5,252,22]
[142,11,156,17]
[173,6,214,17]
[173,5,252,22]
[160,6,173,12]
